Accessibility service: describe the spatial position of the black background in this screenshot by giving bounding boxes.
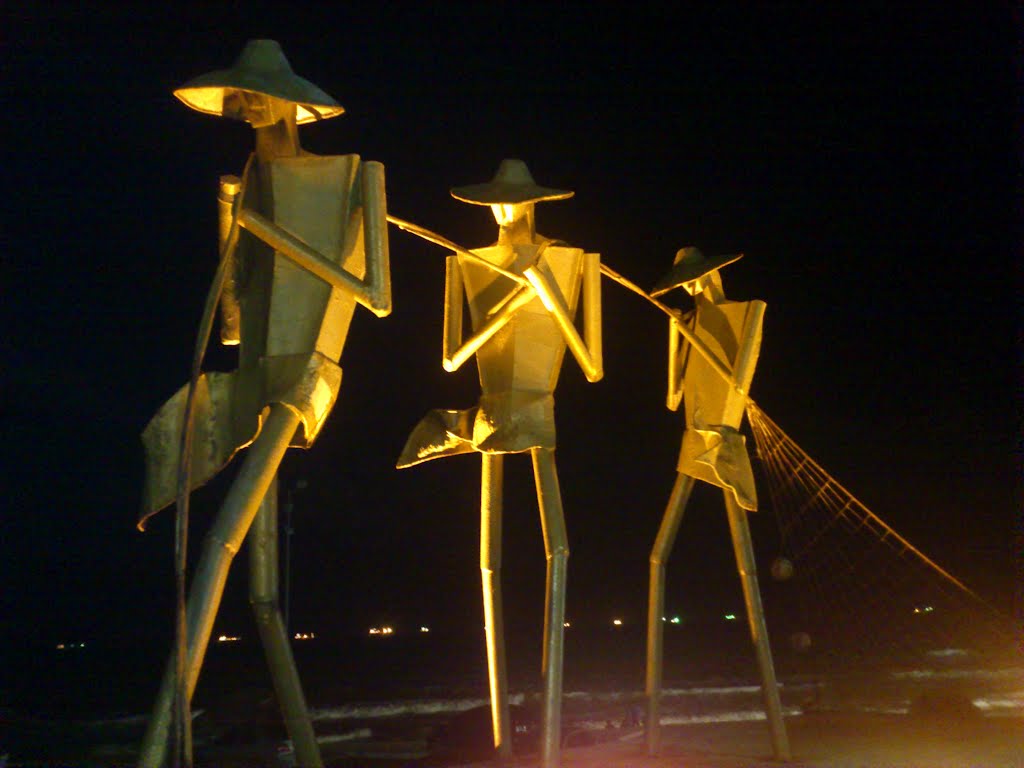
[3,3,1019,655]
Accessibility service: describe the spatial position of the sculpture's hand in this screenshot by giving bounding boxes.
[483,282,536,321]
[670,308,695,331]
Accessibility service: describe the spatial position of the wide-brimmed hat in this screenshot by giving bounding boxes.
[451,159,573,205]
[651,247,743,296]
[174,39,344,125]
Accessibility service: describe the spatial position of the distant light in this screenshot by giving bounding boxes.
[369,626,394,636]
[563,621,571,628]
[217,635,240,642]
[612,619,623,626]
[369,628,380,635]
[724,614,737,621]
[420,626,430,633]
[293,632,315,640]
[671,616,681,625]
[926,648,967,658]
[56,643,65,650]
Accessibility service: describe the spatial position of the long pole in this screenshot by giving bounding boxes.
[598,264,744,394]
[283,488,293,634]
[724,492,790,761]
[386,214,531,286]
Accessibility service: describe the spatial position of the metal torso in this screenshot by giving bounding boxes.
[460,243,585,395]
[683,295,765,430]
[236,153,366,364]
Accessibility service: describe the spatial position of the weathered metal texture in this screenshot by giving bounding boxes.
[397,162,601,768]
[644,255,789,760]
[725,491,790,761]
[140,357,341,521]
[463,244,584,393]
[645,472,695,755]
[397,244,601,466]
[174,39,344,125]
[249,479,323,767]
[140,156,387,525]
[217,176,243,345]
[674,296,764,511]
[138,405,302,768]
[141,41,391,767]
[532,447,569,768]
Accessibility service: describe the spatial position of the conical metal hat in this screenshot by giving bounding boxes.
[451,159,574,205]
[650,247,743,296]
[174,39,344,125]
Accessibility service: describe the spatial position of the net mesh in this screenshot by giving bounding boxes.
[746,400,1015,671]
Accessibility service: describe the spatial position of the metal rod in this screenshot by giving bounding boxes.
[480,453,512,758]
[599,263,744,395]
[386,213,531,286]
[138,405,301,768]
[724,491,791,761]
[238,210,378,300]
[583,253,603,378]
[524,266,601,383]
[443,283,537,373]
[531,448,569,768]
[168,161,252,768]
[249,477,322,767]
[645,473,695,756]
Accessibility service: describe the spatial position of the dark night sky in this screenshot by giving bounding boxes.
[3,4,1020,652]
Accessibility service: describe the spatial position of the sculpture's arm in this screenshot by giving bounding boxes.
[216,174,243,345]
[357,161,392,317]
[236,161,392,318]
[442,258,537,372]
[731,300,766,403]
[666,311,692,411]
[522,254,603,383]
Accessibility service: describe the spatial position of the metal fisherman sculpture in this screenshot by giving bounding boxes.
[137,40,391,768]
[643,247,789,760]
[396,159,602,768]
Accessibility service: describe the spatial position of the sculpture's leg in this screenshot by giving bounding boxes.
[138,404,302,768]
[530,448,569,768]
[249,476,322,767]
[480,453,512,758]
[645,472,695,756]
[724,491,791,761]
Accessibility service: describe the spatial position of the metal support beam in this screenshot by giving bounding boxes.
[645,472,695,755]
[480,453,512,758]
[724,492,791,761]
[532,448,569,768]
[249,476,322,767]
[138,405,301,768]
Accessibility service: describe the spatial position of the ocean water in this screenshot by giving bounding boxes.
[2,627,1021,766]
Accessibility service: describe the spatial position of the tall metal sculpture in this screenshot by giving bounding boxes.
[137,40,391,768]
[396,159,602,768]
[643,247,789,760]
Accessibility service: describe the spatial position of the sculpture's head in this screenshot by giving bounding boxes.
[173,39,344,127]
[651,247,742,298]
[451,159,573,227]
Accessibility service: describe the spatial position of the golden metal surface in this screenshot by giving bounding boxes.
[141,42,391,767]
[397,161,601,767]
[644,252,789,760]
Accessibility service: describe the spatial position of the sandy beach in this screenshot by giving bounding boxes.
[530,713,1023,768]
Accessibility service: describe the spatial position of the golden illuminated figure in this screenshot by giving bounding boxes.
[138,40,390,768]
[643,247,789,760]
[397,159,602,767]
